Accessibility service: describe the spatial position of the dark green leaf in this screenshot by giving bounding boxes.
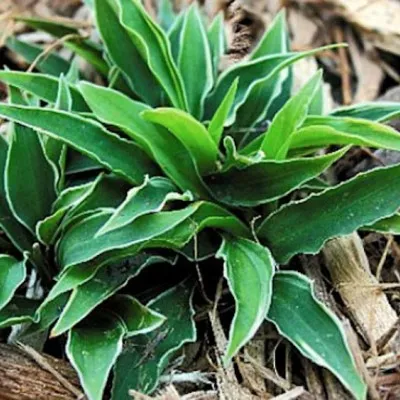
[206,148,347,207]
[43,261,107,308]
[330,102,400,122]
[363,213,400,235]
[106,294,166,336]
[0,71,88,111]
[18,16,109,76]
[178,4,213,119]
[66,149,103,175]
[22,293,69,336]
[0,136,35,252]
[36,181,94,244]
[205,45,341,126]
[261,71,322,159]
[207,13,226,79]
[98,177,191,236]
[57,205,199,269]
[217,237,274,363]
[268,272,366,400]
[112,279,196,397]
[0,296,39,329]
[67,313,125,400]
[0,104,158,184]
[94,0,162,106]
[79,83,208,196]
[207,78,238,145]
[118,0,187,109]
[0,255,26,310]
[44,75,72,192]
[51,253,172,336]
[6,36,70,76]
[234,48,333,129]
[258,164,400,263]
[5,89,57,234]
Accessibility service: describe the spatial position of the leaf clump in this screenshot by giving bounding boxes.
[1,2,400,400]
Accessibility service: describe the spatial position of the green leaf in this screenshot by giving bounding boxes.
[106,294,166,336]
[117,0,187,109]
[66,150,103,175]
[37,174,128,244]
[290,116,400,153]
[190,202,250,238]
[18,16,109,76]
[308,79,325,116]
[258,163,400,263]
[205,45,340,126]
[79,82,208,196]
[6,36,70,76]
[249,11,292,123]
[67,313,125,400]
[168,11,185,62]
[207,13,226,79]
[0,104,158,185]
[330,102,400,122]
[301,177,331,192]
[0,255,26,311]
[44,75,72,192]
[55,74,73,111]
[43,260,109,308]
[261,71,323,160]
[57,205,199,269]
[22,293,69,336]
[206,148,348,207]
[112,279,196,397]
[0,136,35,252]
[157,0,176,31]
[0,71,89,111]
[0,296,39,329]
[234,48,333,129]
[364,213,400,235]
[37,181,95,244]
[250,10,287,59]
[16,16,79,37]
[98,177,191,236]
[94,0,162,106]
[51,253,172,336]
[142,108,218,174]
[268,271,366,400]
[178,4,213,119]
[65,59,81,84]
[66,174,130,220]
[217,237,274,363]
[207,78,238,146]
[5,90,57,234]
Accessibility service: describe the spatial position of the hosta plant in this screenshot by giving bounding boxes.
[1,1,400,399]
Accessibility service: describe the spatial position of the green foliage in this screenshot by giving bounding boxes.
[268,272,366,400]
[1,3,400,400]
[217,237,274,363]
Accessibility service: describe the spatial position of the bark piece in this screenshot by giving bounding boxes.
[0,343,81,400]
[301,358,326,400]
[322,233,398,344]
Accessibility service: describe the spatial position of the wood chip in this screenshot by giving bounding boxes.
[322,233,398,344]
[0,343,81,400]
[270,387,306,400]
